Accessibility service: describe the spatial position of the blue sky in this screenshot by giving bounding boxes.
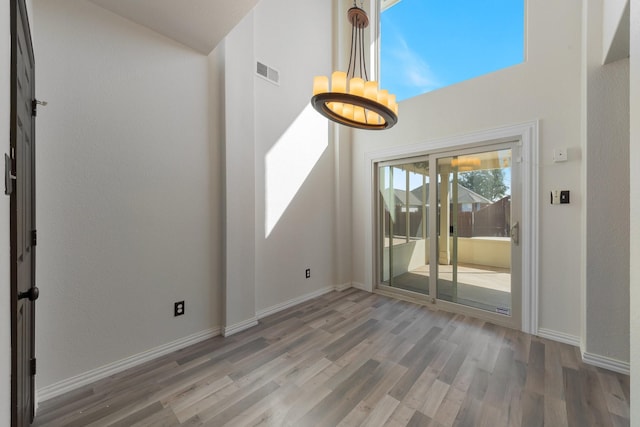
[380,0,525,101]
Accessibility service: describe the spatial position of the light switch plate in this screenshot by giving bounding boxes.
[553,148,568,162]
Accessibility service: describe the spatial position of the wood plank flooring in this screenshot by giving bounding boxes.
[33,289,630,426]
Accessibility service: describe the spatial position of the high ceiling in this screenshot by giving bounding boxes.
[87,0,259,54]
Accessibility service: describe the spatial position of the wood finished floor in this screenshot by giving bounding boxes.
[34,289,630,427]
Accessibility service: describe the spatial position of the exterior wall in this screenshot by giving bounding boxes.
[32,0,218,390]
[383,237,509,280]
[457,238,510,269]
[383,239,429,279]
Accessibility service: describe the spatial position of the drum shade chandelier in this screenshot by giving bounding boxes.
[311,2,398,130]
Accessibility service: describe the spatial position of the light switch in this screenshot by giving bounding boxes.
[551,190,570,205]
[553,148,568,163]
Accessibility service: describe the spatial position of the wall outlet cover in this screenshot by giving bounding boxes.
[174,301,185,317]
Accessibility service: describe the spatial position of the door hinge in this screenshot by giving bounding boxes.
[32,229,37,246]
[30,358,36,376]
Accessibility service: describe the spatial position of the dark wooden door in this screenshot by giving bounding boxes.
[11,0,38,425]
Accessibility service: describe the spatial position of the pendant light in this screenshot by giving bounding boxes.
[311,2,398,130]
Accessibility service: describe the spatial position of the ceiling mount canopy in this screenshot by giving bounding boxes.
[311,2,398,131]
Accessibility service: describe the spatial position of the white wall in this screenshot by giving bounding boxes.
[33,0,219,389]
[1,2,11,424]
[253,0,334,312]
[222,0,334,327]
[223,10,257,331]
[28,0,336,400]
[629,0,640,420]
[208,42,225,332]
[603,0,630,63]
[583,0,630,363]
[352,1,583,339]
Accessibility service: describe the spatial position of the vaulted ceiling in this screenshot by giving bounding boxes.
[87,0,259,54]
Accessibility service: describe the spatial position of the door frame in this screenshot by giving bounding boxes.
[364,121,539,334]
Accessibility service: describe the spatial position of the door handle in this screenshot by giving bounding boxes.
[18,286,39,302]
[511,222,519,246]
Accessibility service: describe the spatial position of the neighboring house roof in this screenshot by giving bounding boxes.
[384,184,492,207]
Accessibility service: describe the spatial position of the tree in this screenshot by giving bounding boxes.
[457,169,507,201]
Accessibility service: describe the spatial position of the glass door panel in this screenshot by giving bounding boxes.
[379,160,430,295]
[436,149,513,315]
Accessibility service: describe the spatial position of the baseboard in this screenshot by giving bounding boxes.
[254,283,358,321]
[36,327,221,403]
[537,329,630,375]
[582,351,630,375]
[537,328,581,347]
[36,284,363,404]
[256,285,336,320]
[334,282,353,292]
[222,318,258,337]
[352,282,370,291]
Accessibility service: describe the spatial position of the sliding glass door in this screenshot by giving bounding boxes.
[379,158,430,295]
[377,143,521,328]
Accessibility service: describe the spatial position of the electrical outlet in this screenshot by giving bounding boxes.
[305,268,310,279]
[174,301,185,317]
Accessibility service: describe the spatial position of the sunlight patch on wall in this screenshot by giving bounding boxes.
[265,104,328,237]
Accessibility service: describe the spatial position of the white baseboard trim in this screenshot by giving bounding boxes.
[582,351,630,375]
[334,282,353,292]
[352,282,370,291]
[256,285,336,320]
[255,283,357,321]
[222,318,258,337]
[35,284,365,405]
[36,327,221,403]
[537,329,630,375]
[537,328,581,347]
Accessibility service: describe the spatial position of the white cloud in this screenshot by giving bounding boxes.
[384,33,440,94]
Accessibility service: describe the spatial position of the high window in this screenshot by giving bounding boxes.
[380,0,525,101]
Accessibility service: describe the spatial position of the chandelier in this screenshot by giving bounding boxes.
[311,2,398,130]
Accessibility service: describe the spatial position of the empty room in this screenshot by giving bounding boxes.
[3,0,639,425]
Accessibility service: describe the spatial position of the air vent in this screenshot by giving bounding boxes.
[256,61,280,85]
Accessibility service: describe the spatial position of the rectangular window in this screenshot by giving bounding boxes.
[380,0,525,101]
